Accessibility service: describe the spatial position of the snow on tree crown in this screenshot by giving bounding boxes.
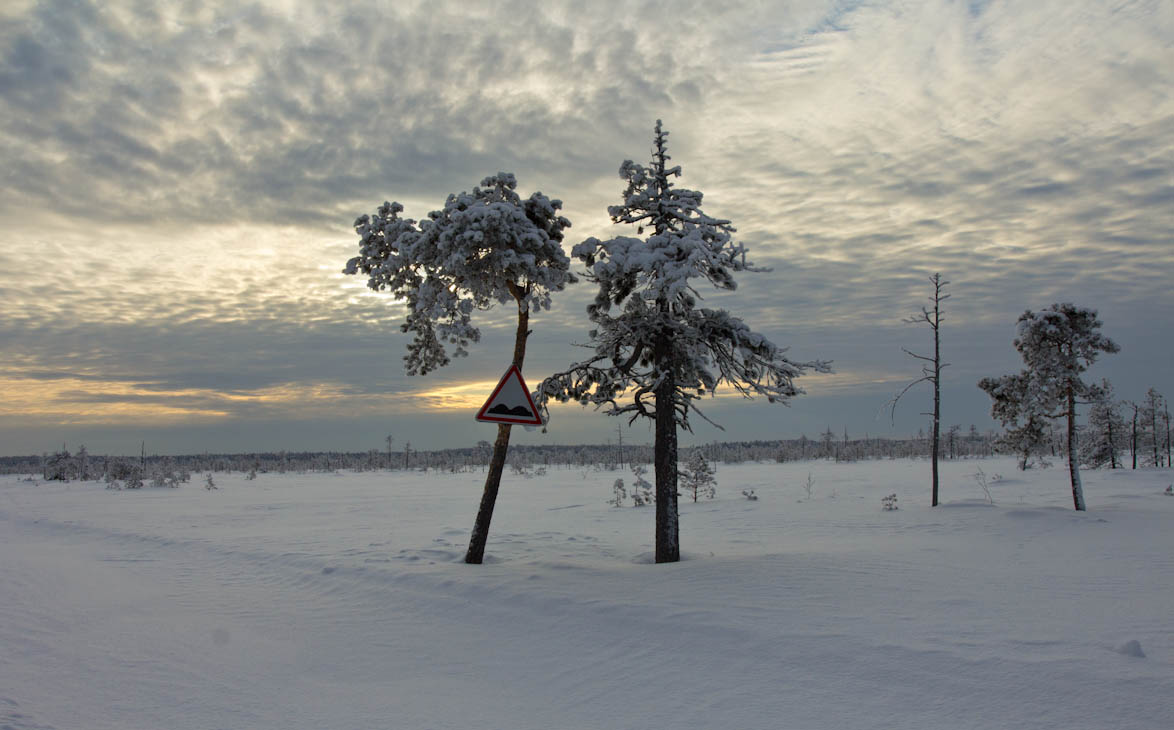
[344,173,575,375]
[574,120,753,315]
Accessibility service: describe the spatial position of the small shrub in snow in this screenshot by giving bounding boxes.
[803,472,814,500]
[246,467,257,480]
[742,489,758,501]
[972,467,996,504]
[881,493,898,511]
[124,467,143,490]
[608,478,626,507]
[205,474,217,490]
[510,462,547,479]
[630,464,653,506]
[152,471,182,488]
[42,449,73,481]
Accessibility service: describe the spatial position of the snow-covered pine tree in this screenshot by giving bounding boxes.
[1082,379,1126,469]
[978,304,1119,510]
[680,449,716,502]
[538,121,829,562]
[344,173,576,563]
[1139,388,1167,467]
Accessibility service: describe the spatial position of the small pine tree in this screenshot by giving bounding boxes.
[1139,388,1167,467]
[630,463,653,506]
[680,450,716,503]
[608,478,627,507]
[979,303,1119,510]
[1082,380,1126,469]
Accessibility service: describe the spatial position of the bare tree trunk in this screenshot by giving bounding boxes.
[931,366,940,505]
[1131,404,1138,469]
[1067,386,1085,511]
[465,300,529,565]
[1165,401,1171,468]
[653,333,680,564]
[1152,397,1160,467]
[1107,417,1117,469]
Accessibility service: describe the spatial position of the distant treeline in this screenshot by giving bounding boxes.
[1,429,1008,479]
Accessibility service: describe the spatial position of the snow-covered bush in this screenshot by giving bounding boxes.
[148,458,189,488]
[881,494,898,511]
[42,449,73,481]
[971,467,997,504]
[630,464,653,506]
[742,489,758,501]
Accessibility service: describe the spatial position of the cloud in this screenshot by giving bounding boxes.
[0,0,1171,454]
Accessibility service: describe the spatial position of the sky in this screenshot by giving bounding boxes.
[1,0,1171,457]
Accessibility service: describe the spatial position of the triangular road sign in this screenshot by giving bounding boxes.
[475,364,544,426]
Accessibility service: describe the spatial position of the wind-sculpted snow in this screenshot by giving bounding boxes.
[2,458,1172,729]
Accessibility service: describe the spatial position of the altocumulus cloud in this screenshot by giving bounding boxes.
[0,0,1171,455]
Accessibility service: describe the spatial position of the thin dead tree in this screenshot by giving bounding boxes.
[1130,401,1140,469]
[889,273,949,506]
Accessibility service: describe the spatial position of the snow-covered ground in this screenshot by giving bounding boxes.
[2,458,1172,729]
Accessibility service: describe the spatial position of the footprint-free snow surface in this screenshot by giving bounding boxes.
[2,458,1171,729]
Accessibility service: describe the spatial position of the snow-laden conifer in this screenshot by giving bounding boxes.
[1081,380,1127,469]
[1138,388,1168,467]
[344,173,576,563]
[980,372,1051,470]
[539,122,830,562]
[979,303,1119,510]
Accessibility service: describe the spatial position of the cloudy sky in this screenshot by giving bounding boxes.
[1,0,1171,457]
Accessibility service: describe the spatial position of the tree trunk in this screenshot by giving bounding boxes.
[1165,403,1171,468]
[1151,400,1160,468]
[1107,418,1117,469]
[931,317,940,507]
[1131,406,1138,469]
[653,334,680,564]
[1067,386,1085,511]
[465,301,529,564]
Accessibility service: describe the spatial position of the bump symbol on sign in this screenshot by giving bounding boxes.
[475,365,544,426]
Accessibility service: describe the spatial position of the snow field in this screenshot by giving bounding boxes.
[2,457,1172,729]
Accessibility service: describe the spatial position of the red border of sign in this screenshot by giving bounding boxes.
[475,364,544,425]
